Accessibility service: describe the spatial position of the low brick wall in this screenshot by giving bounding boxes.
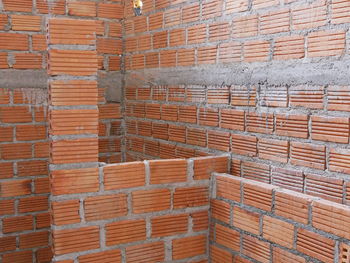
[211,173,350,262]
[50,156,228,262]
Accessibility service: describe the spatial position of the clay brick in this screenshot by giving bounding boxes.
[106,219,146,245]
[187,128,207,147]
[153,31,168,49]
[48,50,97,76]
[276,114,308,138]
[253,0,279,9]
[53,226,100,255]
[12,53,42,69]
[231,85,256,106]
[19,231,49,249]
[216,175,241,201]
[215,224,240,251]
[332,0,350,24]
[134,16,148,33]
[109,22,122,38]
[34,142,49,158]
[1,143,33,160]
[3,251,32,263]
[263,216,294,248]
[311,116,349,143]
[16,124,46,141]
[243,180,275,211]
[152,122,169,140]
[149,159,187,184]
[305,173,343,203]
[207,85,230,104]
[51,138,98,164]
[149,12,163,30]
[290,142,326,170]
[226,0,248,13]
[233,206,260,235]
[132,188,171,213]
[136,120,151,136]
[48,18,96,45]
[208,130,230,151]
[137,87,151,100]
[169,29,185,47]
[174,186,209,208]
[164,7,181,27]
[274,35,305,60]
[36,247,52,263]
[271,167,303,192]
[144,139,160,157]
[79,250,121,263]
[292,0,327,30]
[0,200,14,215]
[0,162,13,179]
[52,200,80,226]
[19,196,48,213]
[0,106,32,123]
[233,15,258,38]
[3,215,33,233]
[3,0,32,12]
[260,9,289,35]
[36,0,65,14]
[152,214,188,237]
[159,143,176,159]
[0,236,16,252]
[97,38,122,54]
[168,125,186,143]
[160,50,176,67]
[187,24,207,44]
[191,210,209,231]
[126,242,164,263]
[104,162,145,190]
[297,228,335,263]
[328,86,350,111]
[308,30,345,57]
[211,199,230,224]
[258,138,289,163]
[202,0,223,19]
[68,1,96,17]
[51,168,99,195]
[219,41,241,63]
[173,235,207,260]
[0,126,13,142]
[209,22,230,41]
[211,245,233,263]
[243,235,270,263]
[0,52,8,68]
[176,146,195,159]
[290,85,324,109]
[34,177,50,194]
[312,199,350,240]
[145,103,161,119]
[186,85,206,103]
[193,156,228,180]
[182,3,200,23]
[273,247,306,263]
[145,52,159,68]
[152,85,167,101]
[84,194,127,221]
[162,104,178,121]
[50,80,98,106]
[232,134,257,157]
[275,189,311,224]
[0,14,7,29]
[329,148,350,175]
[98,3,123,19]
[220,109,244,130]
[12,15,41,32]
[198,46,217,64]
[0,178,31,197]
[244,40,270,62]
[178,105,197,123]
[260,86,287,107]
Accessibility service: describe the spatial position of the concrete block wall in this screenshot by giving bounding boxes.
[50,155,229,262]
[211,173,350,263]
[125,84,350,206]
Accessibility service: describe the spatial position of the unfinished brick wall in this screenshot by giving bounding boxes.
[211,173,350,262]
[0,89,51,262]
[50,156,228,262]
[125,84,350,205]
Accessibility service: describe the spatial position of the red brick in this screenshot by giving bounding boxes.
[0,236,16,252]
[132,188,171,213]
[0,52,8,68]
[126,242,164,263]
[271,167,303,192]
[207,85,230,104]
[193,156,228,180]
[34,141,49,158]
[187,127,207,147]
[292,0,327,30]
[226,0,248,13]
[209,22,231,41]
[12,15,41,31]
[149,159,187,184]
[290,142,326,170]
[0,179,31,197]
[152,214,188,237]
[258,138,289,163]
[253,0,279,9]
[233,15,258,38]
[216,174,241,201]
[68,1,96,17]
[98,3,123,19]
[19,196,48,213]
[173,186,209,208]
[211,199,230,224]
[3,251,32,263]
[0,33,29,51]
[0,162,12,179]
[274,35,305,60]
[97,38,122,54]
[0,106,32,123]
[152,122,169,140]
[168,125,186,143]
[244,40,270,62]
[0,200,15,215]
[19,231,49,249]
[243,180,275,211]
[260,9,289,35]
[276,113,308,138]
[211,245,233,263]
[134,16,148,33]
[164,7,181,27]
[16,124,46,140]
[182,3,200,23]
[178,105,197,123]
[290,85,324,109]
[53,226,100,255]
[263,216,294,248]
[328,86,350,111]
[0,127,13,142]
[202,0,223,19]
[161,104,178,121]
[172,235,207,260]
[231,85,256,106]
[36,0,65,14]
[187,24,207,44]
[231,134,257,156]
[3,0,32,12]
[52,200,80,226]
[186,85,206,103]
[311,116,349,143]
[308,30,345,57]
[137,120,152,136]
[297,228,335,263]
[220,109,244,130]
[149,12,163,30]
[191,210,209,231]
[215,224,240,251]
[241,160,270,183]
[233,206,260,235]
[332,0,350,24]
[273,247,306,263]
[106,219,146,245]
[3,215,33,233]
[208,130,230,151]
[197,46,217,64]
[242,235,270,263]
[79,250,121,263]
[260,86,287,107]
[219,41,241,63]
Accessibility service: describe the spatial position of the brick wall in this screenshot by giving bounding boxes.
[125,84,350,205]
[0,88,51,262]
[211,173,350,262]
[50,155,228,262]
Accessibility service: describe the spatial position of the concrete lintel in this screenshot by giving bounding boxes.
[0,70,47,89]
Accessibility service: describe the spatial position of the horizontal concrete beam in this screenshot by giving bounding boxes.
[0,70,47,89]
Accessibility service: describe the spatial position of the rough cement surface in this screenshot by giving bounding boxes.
[0,70,47,89]
[98,71,123,102]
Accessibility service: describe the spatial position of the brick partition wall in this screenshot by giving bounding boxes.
[0,88,51,262]
[49,155,228,262]
[211,173,350,263]
[125,84,350,206]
